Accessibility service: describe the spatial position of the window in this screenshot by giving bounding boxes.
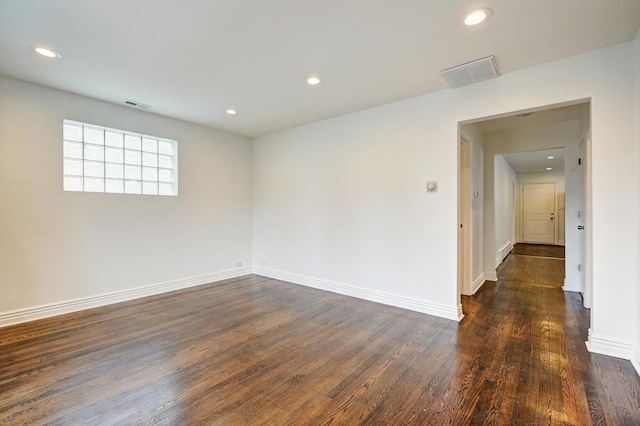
[63,120,178,196]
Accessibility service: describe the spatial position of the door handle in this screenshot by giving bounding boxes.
[577,225,584,230]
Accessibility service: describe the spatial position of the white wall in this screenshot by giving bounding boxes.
[0,76,253,320]
[252,42,638,358]
[493,155,516,265]
[252,94,462,320]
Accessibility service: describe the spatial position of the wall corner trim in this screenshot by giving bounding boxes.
[0,268,253,328]
[253,266,462,322]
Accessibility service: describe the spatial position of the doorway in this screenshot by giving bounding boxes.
[458,100,591,313]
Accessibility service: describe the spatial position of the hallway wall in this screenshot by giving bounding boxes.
[494,155,516,266]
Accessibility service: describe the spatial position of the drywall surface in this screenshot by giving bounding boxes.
[0,76,253,314]
[494,155,516,265]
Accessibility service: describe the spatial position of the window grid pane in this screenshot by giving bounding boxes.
[63,120,177,196]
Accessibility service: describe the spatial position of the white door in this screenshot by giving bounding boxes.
[522,183,555,244]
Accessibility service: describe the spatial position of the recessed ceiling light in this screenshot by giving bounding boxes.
[225,109,238,115]
[546,167,553,171]
[547,156,555,160]
[462,8,492,26]
[31,45,61,58]
[306,76,321,85]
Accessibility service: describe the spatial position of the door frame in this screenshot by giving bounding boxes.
[459,135,472,296]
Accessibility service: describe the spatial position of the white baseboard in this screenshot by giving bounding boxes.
[586,329,634,360]
[484,271,498,282]
[0,267,253,328]
[499,241,513,263]
[471,274,486,295]
[495,241,513,268]
[253,266,463,322]
[562,280,581,292]
[632,351,640,378]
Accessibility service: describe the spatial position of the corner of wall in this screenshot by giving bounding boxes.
[633,348,640,378]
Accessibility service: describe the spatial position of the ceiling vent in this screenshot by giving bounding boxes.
[123,99,152,110]
[441,56,500,88]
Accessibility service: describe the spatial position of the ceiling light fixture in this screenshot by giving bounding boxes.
[31,45,61,58]
[547,156,555,160]
[462,8,492,26]
[306,76,321,85]
[225,109,238,115]
[546,167,553,171]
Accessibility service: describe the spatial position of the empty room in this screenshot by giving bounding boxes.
[1,1,640,424]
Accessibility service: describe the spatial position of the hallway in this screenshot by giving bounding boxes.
[460,245,640,424]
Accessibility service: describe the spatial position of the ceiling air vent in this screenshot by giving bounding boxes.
[123,99,152,110]
[441,56,500,88]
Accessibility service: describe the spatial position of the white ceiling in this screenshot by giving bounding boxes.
[502,149,566,174]
[1,1,639,137]
[470,103,588,173]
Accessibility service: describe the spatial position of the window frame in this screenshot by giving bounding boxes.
[63,120,178,196]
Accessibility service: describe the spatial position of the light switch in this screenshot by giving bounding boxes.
[426,181,438,193]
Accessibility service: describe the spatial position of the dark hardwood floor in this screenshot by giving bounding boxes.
[1,256,639,424]
[511,243,565,259]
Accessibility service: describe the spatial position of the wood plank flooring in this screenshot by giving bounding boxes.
[1,255,640,425]
[511,243,565,259]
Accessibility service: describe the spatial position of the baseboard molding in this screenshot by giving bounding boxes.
[562,280,581,292]
[632,351,640,378]
[253,266,463,322]
[484,271,498,282]
[499,241,513,263]
[0,267,253,328]
[494,241,513,269]
[586,329,634,360]
[471,274,486,295]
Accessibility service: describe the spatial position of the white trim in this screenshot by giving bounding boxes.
[471,274,486,295]
[0,268,253,328]
[499,241,513,262]
[632,351,640,378]
[586,329,634,359]
[253,266,463,322]
[562,280,581,292]
[484,271,498,282]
